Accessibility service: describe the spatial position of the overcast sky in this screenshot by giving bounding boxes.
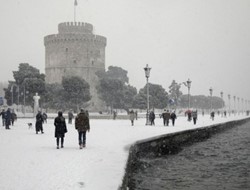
[0,0,250,103]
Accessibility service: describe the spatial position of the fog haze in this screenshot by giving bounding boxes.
[0,0,250,102]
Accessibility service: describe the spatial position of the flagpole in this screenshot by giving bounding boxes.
[74,0,77,23]
[74,5,76,22]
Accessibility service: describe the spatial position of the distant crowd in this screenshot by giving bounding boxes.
[1,107,249,150]
[0,108,17,129]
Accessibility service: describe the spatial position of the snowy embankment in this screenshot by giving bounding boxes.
[0,114,248,190]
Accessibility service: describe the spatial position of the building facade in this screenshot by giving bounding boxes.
[44,22,107,111]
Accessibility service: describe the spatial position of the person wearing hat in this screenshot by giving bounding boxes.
[54,111,67,149]
[75,109,90,149]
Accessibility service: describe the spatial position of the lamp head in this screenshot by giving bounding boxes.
[144,64,151,78]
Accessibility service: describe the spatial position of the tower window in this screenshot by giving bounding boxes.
[73,60,77,63]
[92,61,94,65]
[65,48,68,52]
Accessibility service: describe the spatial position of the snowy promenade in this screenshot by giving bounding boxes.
[0,114,248,190]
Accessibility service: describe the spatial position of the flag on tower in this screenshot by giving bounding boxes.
[74,0,78,6]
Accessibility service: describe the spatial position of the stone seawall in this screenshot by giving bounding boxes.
[119,118,250,190]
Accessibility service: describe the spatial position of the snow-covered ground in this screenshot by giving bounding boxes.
[0,113,248,190]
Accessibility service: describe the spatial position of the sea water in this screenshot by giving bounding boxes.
[133,122,250,190]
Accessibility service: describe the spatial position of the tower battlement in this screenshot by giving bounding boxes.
[58,22,93,34]
[44,33,107,46]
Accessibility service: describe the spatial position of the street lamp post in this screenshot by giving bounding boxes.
[144,64,151,125]
[10,83,20,112]
[209,87,213,113]
[237,97,240,115]
[228,94,231,116]
[22,78,30,116]
[10,84,14,106]
[233,95,236,115]
[245,99,247,113]
[220,91,223,117]
[248,100,250,111]
[241,98,244,114]
[10,83,17,106]
[187,79,192,110]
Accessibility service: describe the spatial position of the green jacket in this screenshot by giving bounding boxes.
[75,112,90,132]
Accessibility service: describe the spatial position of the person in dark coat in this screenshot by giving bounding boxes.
[192,110,198,125]
[0,109,6,126]
[75,109,90,149]
[149,110,155,126]
[35,111,44,134]
[129,110,135,126]
[11,110,17,126]
[170,111,177,126]
[186,110,192,121]
[210,111,215,121]
[113,111,117,120]
[85,110,89,118]
[5,108,12,129]
[162,109,171,126]
[54,111,67,149]
[68,109,74,124]
[162,109,166,125]
[135,111,138,120]
[42,112,48,123]
[224,110,227,117]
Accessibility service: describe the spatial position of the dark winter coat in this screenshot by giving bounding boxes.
[0,110,6,119]
[68,111,74,119]
[54,115,67,138]
[75,111,90,132]
[11,112,17,122]
[43,113,47,120]
[5,109,12,126]
[129,111,135,121]
[35,112,44,131]
[162,111,171,120]
[149,111,155,121]
[170,112,177,120]
[210,112,215,117]
[192,111,198,119]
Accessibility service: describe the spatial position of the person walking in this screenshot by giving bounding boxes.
[54,111,67,149]
[162,109,171,126]
[210,111,215,121]
[170,111,177,126]
[202,110,205,116]
[68,109,74,124]
[113,111,117,120]
[35,111,44,134]
[0,109,6,126]
[187,110,192,122]
[11,110,17,126]
[162,109,167,125]
[5,108,12,130]
[42,112,48,123]
[85,110,89,118]
[129,110,135,126]
[192,110,198,125]
[149,110,155,126]
[75,109,90,149]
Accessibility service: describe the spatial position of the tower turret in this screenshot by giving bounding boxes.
[44,22,107,111]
